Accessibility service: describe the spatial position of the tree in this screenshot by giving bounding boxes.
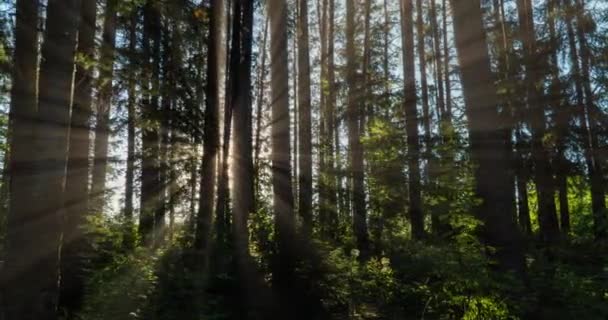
[91,0,118,214]
[516,0,560,243]
[60,0,97,316]
[124,9,138,250]
[2,0,42,319]
[297,0,313,235]
[401,0,424,239]
[450,0,524,273]
[194,0,221,256]
[268,0,296,312]
[571,0,607,238]
[347,0,369,257]
[139,0,162,245]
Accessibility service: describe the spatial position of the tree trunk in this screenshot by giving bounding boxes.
[268,0,296,313]
[91,0,117,214]
[254,17,269,202]
[401,0,424,240]
[547,0,570,235]
[28,0,82,318]
[2,0,42,319]
[346,0,369,257]
[194,0,221,256]
[139,0,162,245]
[450,0,524,273]
[572,0,606,238]
[516,0,560,244]
[297,0,313,235]
[416,0,431,161]
[442,0,451,116]
[430,0,446,121]
[124,10,138,250]
[215,0,234,240]
[59,0,96,316]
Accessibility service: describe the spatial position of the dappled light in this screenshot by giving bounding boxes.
[0,0,607,319]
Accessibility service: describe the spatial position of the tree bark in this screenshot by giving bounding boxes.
[28,0,82,318]
[572,0,606,238]
[450,0,524,273]
[139,0,162,245]
[268,0,296,313]
[91,0,118,214]
[59,0,96,316]
[347,0,370,257]
[516,0,560,244]
[297,0,313,235]
[194,0,221,256]
[124,10,138,250]
[2,0,43,319]
[401,0,424,240]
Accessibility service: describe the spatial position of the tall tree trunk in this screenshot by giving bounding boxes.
[59,0,96,316]
[347,0,369,257]
[124,10,138,250]
[547,0,570,234]
[297,0,313,235]
[91,0,118,214]
[430,0,446,121]
[516,0,560,243]
[442,0,451,116]
[416,0,431,160]
[28,0,82,318]
[268,0,296,313]
[231,1,267,317]
[450,0,524,273]
[139,0,162,245]
[2,0,42,319]
[401,0,424,240]
[254,17,269,201]
[572,0,606,238]
[215,0,234,240]
[328,0,340,237]
[194,0,221,255]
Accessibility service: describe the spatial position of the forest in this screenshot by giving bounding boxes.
[0,0,607,319]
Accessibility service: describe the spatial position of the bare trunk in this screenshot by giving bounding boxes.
[401,0,424,240]
[91,0,117,214]
[297,0,313,235]
[60,0,96,316]
[450,0,524,273]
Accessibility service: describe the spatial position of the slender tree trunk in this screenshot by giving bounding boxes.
[59,0,96,316]
[215,0,234,240]
[572,0,606,238]
[268,0,297,313]
[346,0,369,257]
[563,0,593,225]
[547,0,570,234]
[232,0,255,256]
[328,0,342,234]
[516,0,560,243]
[194,0,221,256]
[401,0,424,240]
[91,0,118,214]
[124,11,138,250]
[450,0,524,273]
[416,0,431,158]
[515,129,533,235]
[139,0,162,245]
[254,17,269,201]
[27,0,82,318]
[430,0,446,120]
[2,1,43,319]
[442,0,451,116]
[297,0,313,235]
